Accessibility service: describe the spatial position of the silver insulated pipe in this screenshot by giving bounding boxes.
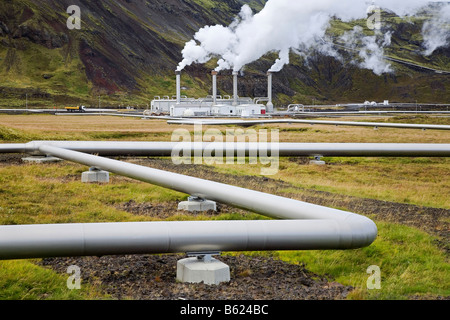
[0,145,378,260]
[168,118,450,130]
[176,70,181,104]
[1,141,450,157]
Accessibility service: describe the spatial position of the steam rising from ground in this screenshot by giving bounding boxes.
[422,4,450,56]
[339,27,393,75]
[177,0,450,75]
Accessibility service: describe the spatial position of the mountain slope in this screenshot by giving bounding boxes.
[0,0,449,108]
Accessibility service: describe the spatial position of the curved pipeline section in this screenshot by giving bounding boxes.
[0,145,377,260]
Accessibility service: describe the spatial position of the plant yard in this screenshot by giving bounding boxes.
[0,114,449,300]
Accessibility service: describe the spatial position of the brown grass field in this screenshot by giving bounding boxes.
[0,114,450,142]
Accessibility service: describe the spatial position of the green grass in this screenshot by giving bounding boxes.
[272,222,449,300]
[0,259,105,300]
[0,125,32,142]
[0,162,187,225]
[213,156,450,209]
[0,38,93,108]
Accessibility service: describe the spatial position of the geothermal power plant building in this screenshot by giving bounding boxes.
[150,71,273,117]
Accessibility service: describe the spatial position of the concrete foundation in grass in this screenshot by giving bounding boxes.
[22,156,61,163]
[309,155,326,165]
[81,167,110,183]
[178,197,217,212]
[176,257,230,285]
[309,160,326,165]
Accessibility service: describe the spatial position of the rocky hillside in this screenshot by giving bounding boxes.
[0,0,449,108]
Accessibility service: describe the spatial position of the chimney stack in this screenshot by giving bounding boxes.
[212,70,218,106]
[266,71,274,113]
[175,70,181,104]
[233,71,238,106]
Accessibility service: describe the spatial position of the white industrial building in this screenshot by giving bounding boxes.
[168,101,266,117]
[150,71,274,117]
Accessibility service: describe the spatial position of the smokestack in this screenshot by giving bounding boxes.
[266,71,274,113]
[176,70,181,104]
[233,71,238,106]
[212,70,218,106]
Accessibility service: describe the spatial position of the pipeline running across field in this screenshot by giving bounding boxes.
[0,144,379,259]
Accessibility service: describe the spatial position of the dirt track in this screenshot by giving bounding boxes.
[40,254,353,300]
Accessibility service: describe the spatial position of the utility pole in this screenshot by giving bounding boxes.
[98,95,101,109]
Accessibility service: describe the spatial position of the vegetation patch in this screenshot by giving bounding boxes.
[274,222,449,300]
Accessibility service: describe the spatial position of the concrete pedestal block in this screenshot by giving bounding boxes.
[309,160,326,165]
[310,155,325,166]
[176,257,230,285]
[81,169,109,183]
[178,199,217,212]
[22,156,61,163]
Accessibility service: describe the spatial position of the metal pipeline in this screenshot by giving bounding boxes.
[0,141,442,157]
[0,143,29,154]
[1,141,450,157]
[0,219,375,259]
[168,118,450,130]
[0,145,378,259]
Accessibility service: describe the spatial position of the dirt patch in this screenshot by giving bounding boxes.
[0,153,25,166]
[117,200,180,219]
[116,200,249,220]
[39,254,352,300]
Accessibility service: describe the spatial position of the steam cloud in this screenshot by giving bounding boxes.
[177,0,450,74]
[422,4,450,56]
[340,27,393,75]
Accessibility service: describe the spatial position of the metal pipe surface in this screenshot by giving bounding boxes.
[1,141,449,157]
[0,219,373,259]
[168,118,450,130]
[0,145,378,259]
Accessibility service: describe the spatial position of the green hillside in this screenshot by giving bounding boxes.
[0,0,449,108]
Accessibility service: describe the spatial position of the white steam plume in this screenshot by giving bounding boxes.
[422,4,450,56]
[177,0,442,75]
[340,27,393,75]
